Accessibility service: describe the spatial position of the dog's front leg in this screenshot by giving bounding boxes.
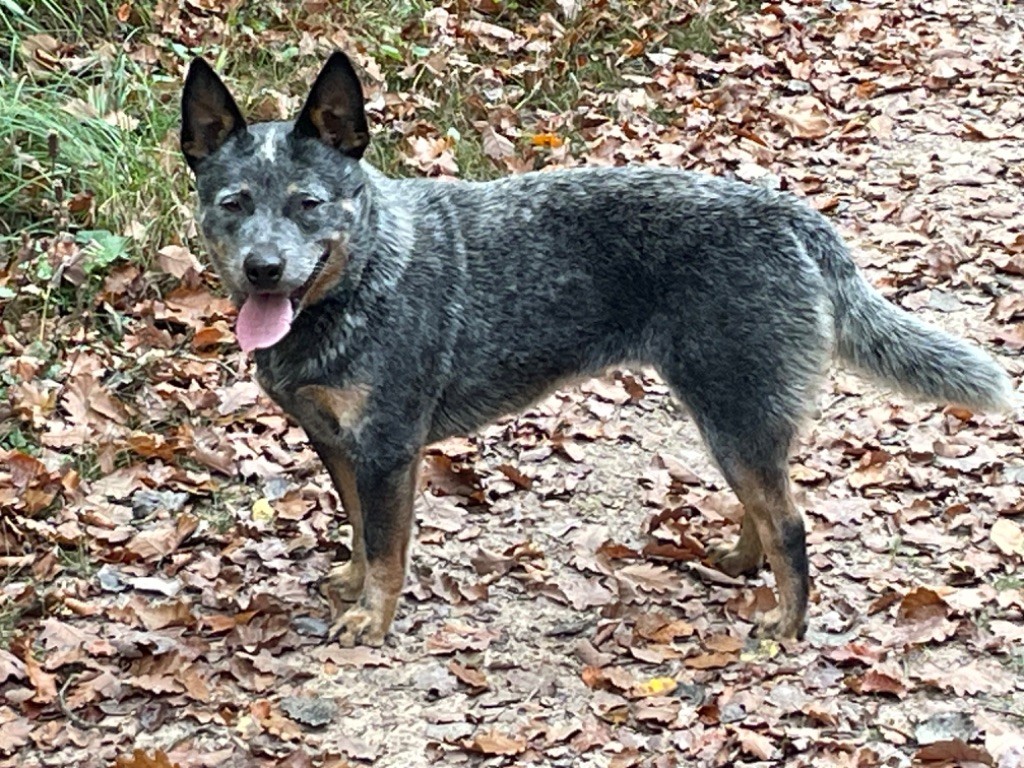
[295,383,421,646]
[311,441,367,607]
[328,457,419,647]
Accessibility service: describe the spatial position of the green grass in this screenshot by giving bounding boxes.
[993,574,1024,591]
[56,542,97,578]
[0,71,182,243]
[1,0,187,267]
[668,0,762,55]
[191,492,240,535]
[0,593,30,649]
[0,0,132,40]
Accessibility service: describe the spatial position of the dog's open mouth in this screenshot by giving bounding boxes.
[235,247,331,352]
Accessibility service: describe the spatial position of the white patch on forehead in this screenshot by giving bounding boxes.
[341,199,356,214]
[258,128,278,162]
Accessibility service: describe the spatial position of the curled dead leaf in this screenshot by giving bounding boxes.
[774,96,833,139]
[990,519,1024,557]
[462,728,527,756]
[114,750,182,768]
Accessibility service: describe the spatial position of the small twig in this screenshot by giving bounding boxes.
[513,80,543,112]
[58,673,117,732]
[982,702,1024,722]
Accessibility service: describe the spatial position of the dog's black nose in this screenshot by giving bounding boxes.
[243,253,285,289]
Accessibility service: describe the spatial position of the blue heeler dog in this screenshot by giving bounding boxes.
[180,52,1013,647]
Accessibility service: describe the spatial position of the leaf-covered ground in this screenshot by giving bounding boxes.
[2,1,1024,767]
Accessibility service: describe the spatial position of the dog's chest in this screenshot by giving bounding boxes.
[255,363,368,447]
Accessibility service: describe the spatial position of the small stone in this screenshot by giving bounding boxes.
[280,696,337,728]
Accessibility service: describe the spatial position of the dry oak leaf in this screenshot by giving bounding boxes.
[915,739,993,766]
[0,650,26,684]
[845,666,908,698]
[250,698,302,741]
[156,245,203,278]
[616,563,681,594]
[582,665,635,693]
[121,595,195,631]
[425,622,501,654]
[735,727,779,761]
[448,660,488,691]
[0,717,33,755]
[635,616,695,643]
[774,96,833,139]
[633,696,680,724]
[684,651,737,670]
[898,586,952,623]
[481,124,515,160]
[590,690,630,724]
[125,513,199,561]
[115,750,182,768]
[21,648,57,703]
[991,519,1024,557]
[314,646,392,667]
[924,659,1011,697]
[462,728,527,756]
[63,372,132,427]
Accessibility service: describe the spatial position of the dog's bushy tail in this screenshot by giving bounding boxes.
[794,211,1015,412]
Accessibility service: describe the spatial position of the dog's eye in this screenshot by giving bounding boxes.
[300,198,322,211]
[220,198,243,213]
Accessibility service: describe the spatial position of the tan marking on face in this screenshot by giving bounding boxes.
[297,384,369,431]
[311,105,369,153]
[299,237,348,309]
[183,113,234,160]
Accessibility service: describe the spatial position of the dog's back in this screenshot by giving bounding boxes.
[341,166,1009,440]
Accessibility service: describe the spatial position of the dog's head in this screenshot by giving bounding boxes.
[181,53,370,351]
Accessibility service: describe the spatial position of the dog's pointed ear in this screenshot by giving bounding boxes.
[292,52,370,159]
[181,58,247,171]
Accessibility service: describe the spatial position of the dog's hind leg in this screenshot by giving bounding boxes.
[661,362,816,640]
[717,460,808,639]
[707,512,764,577]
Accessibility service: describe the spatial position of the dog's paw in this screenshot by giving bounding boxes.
[708,541,764,578]
[322,560,366,604]
[753,607,806,641]
[329,603,386,648]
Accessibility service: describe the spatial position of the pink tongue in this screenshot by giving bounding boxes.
[235,294,294,351]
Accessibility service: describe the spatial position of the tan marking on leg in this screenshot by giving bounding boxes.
[299,237,348,309]
[298,384,369,431]
[331,464,417,647]
[729,467,808,640]
[314,447,366,607]
[709,513,764,577]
